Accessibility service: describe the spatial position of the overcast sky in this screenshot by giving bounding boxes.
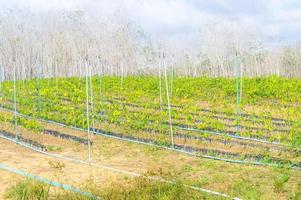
[1,0,301,44]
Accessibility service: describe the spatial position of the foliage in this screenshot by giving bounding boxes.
[4,179,50,200]
[273,173,290,193]
[0,76,300,163]
[4,177,223,200]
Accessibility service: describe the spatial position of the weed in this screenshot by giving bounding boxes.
[4,179,50,200]
[47,145,63,152]
[48,160,65,171]
[231,179,261,200]
[273,173,290,193]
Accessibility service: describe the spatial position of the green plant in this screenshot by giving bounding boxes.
[47,146,63,152]
[231,180,261,200]
[4,179,50,200]
[273,173,290,193]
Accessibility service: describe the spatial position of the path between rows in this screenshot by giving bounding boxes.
[0,138,129,198]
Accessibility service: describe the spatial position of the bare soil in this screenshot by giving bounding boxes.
[0,122,301,200]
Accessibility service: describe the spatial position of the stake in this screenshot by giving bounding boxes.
[98,58,103,103]
[89,61,95,133]
[99,61,104,121]
[0,63,3,108]
[163,52,174,148]
[85,56,91,162]
[158,52,163,109]
[55,60,58,94]
[36,64,42,117]
[120,62,124,101]
[99,74,102,102]
[235,55,241,133]
[240,63,243,101]
[13,58,18,142]
[170,68,173,98]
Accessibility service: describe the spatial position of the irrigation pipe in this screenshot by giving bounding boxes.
[0,163,100,199]
[0,107,300,170]
[176,126,290,147]
[0,133,241,199]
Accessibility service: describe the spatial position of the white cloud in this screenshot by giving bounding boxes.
[1,0,301,43]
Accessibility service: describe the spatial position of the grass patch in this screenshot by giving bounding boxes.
[273,173,290,193]
[230,179,261,200]
[47,145,63,152]
[4,179,50,200]
[4,177,226,200]
[101,177,224,200]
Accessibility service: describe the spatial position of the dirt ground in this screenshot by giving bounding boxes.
[0,170,17,196]
[0,128,301,200]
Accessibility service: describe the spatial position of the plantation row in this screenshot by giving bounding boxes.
[1,76,300,139]
[0,76,300,167]
[0,109,300,169]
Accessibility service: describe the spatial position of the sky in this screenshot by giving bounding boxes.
[1,0,301,45]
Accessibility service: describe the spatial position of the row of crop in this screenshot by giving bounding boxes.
[1,103,299,167]
[2,93,300,147]
[2,76,301,107]
[91,127,301,168]
[0,76,300,146]
[2,76,299,124]
[5,92,298,136]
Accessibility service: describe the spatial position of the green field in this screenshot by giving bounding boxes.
[0,76,300,168]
